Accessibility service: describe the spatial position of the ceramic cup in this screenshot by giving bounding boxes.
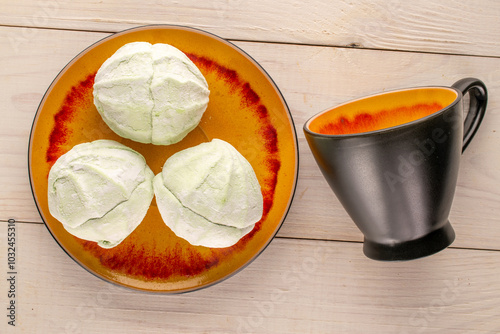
[303,78,487,261]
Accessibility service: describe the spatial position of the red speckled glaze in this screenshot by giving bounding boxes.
[317,103,444,135]
[308,87,458,137]
[46,74,95,165]
[81,238,222,280]
[29,25,297,292]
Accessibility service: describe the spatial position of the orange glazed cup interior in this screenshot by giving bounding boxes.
[307,87,458,135]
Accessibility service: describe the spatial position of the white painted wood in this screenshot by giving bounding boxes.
[1,0,500,57]
[1,222,500,333]
[2,2,500,332]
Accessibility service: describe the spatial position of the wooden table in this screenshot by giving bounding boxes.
[2,1,500,333]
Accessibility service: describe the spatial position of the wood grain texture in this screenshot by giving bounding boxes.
[1,222,500,333]
[1,0,500,57]
[2,4,500,331]
[2,2,500,333]
[1,26,500,250]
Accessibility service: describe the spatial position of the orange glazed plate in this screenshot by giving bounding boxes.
[28,25,298,293]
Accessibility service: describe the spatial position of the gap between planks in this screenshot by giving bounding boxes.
[3,23,500,60]
[2,219,500,254]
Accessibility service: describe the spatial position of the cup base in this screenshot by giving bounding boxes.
[362,222,456,261]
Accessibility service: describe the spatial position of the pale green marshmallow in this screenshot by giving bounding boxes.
[153,175,254,248]
[48,140,154,248]
[154,139,263,248]
[93,42,210,145]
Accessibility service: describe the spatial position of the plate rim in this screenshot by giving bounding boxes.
[28,24,299,293]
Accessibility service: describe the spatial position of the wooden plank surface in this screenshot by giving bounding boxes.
[1,26,499,250]
[1,1,500,57]
[1,222,500,333]
[1,2,500,333]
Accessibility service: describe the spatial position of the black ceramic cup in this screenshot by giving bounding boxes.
[303,78,487,261]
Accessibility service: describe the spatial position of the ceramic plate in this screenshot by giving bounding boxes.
[28,25,298,293]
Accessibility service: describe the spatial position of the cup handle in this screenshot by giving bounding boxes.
[451,78,488,152]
